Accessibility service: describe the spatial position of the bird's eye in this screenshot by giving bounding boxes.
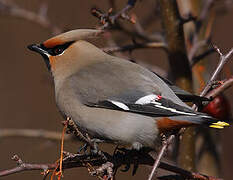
[53,47,63,55]
[47,41,74,56]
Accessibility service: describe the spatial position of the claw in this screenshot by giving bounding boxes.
[77,143,88,154]
[77,138,106,159]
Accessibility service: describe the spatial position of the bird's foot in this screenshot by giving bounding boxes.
[77,138,107,160]
[77,143,88,154]
[92,139,109,161]
[89,138,104,154]
[89,138,108,160]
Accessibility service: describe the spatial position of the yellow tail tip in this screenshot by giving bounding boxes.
[209,121,230,129]
[209,125,224,129]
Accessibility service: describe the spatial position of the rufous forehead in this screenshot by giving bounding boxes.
[43,37,64,48]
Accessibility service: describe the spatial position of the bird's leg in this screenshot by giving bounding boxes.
[87,137,107,160]
[77,143,88,154]
[76,137,106,159]
[77,138,104,156]
[89,138,104,154]
[65,118,107,159]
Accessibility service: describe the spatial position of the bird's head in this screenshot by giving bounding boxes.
[28,29,104,79]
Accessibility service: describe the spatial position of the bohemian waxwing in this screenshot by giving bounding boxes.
[28,29,229,150]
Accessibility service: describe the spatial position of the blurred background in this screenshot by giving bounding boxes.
[0,0,232,179]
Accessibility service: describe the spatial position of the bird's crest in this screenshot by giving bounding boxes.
[43,29,104,48]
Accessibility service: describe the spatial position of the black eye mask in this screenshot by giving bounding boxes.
[40,41,74,56]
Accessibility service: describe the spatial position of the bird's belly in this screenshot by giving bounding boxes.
[71,106,160,149]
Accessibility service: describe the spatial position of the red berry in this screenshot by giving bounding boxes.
[202,94,231,120]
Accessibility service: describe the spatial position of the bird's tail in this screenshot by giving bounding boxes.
[200,115,230,129]
[171,114,230,129]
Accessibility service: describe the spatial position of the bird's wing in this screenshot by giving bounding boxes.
[85,94,199,117]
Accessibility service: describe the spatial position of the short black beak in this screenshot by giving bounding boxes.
[27,44,46,55]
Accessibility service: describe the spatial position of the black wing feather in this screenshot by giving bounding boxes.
[85,97,198,117]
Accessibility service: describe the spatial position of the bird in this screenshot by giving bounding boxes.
[28,29,229,151]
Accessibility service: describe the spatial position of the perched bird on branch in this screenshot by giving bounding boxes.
[28,29,229,150]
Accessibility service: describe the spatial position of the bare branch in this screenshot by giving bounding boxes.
[148,135,175,180]
[0,128,72,141]
[200,46,233,97]
[0,155,56,177]
[159,162,222,180]
[0,152,223,180]
[91,1,164,43]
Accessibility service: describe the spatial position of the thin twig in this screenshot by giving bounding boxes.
[91,0,137,29]
[200,46,233,97]
[148,135,175,180]
[0,155,56,177]
[57,120,68,180]
[92,1,164,42]
[206,77,233,99]
[109,0,137,24]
